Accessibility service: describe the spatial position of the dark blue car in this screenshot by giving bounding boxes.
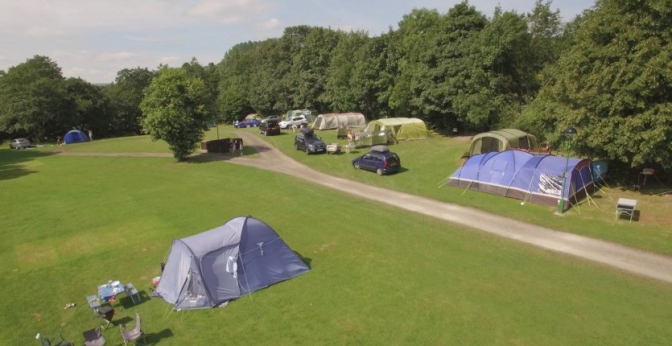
[352,145,401,176]
[234,119,261,128]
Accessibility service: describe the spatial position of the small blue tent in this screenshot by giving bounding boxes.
[63,130,89,144]
[447,151,595,210]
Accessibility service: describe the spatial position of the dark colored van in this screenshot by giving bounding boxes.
[259,120,281,136]
[351,145,401,175]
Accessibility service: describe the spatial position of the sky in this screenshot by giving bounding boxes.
[0,0,594,84]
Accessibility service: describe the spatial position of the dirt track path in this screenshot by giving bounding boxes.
[231,132,672,284]
[57,133,672,284]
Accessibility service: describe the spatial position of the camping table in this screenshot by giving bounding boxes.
[615,198,637,223]
[345,144,356,153]
[98,281,126,303]
[326,143,340,154]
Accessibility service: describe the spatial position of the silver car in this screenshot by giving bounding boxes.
[10,138,32,149]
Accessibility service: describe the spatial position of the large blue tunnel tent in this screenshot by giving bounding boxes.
[447,150,595,210]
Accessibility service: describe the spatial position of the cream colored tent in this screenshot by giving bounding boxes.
[311,112,366,130]
[363,118,430,141]
[245,113,263,121]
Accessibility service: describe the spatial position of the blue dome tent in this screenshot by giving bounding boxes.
[447,151,595,211]
[63,130,89,144]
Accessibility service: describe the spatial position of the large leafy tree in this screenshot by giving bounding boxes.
[324,30,369,112]
[0,55,74,142]
[64,78,114,138]
[141,68,214,160]
[247,39,284,115]
[431,3,489,130]
[526,0,565,75]
[106,67,155,135]
[217,42,257,122]
[290,27,342,112]
[389,8,442,119]
[455,8,533,129]
[351,32,398,118]
[534,0,672,168]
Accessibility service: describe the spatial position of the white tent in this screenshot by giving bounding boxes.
[311,112,366,130]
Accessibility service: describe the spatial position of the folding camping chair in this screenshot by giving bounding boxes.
[97,306,115,330]
[121,313,146,345]
[126,283,140,304]
[36,332,73,346]
[83,327,106,346]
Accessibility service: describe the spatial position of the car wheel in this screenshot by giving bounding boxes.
[376,168,383,176]
[295,143,299,151]
[354,162,361,170]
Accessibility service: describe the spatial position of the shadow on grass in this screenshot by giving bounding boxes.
[117,290,150,309]
[294,251,312,269]
[616,210,640,223]
[184,142,273,164]
[113,315,134,327]
[144,328,175,345]
[0,149,56,181]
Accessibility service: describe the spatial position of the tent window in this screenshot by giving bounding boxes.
[539,173,563,196]
[492,160,508,174]
[226,256,238,279]
[518,137,530,149]
[481,137,500,153]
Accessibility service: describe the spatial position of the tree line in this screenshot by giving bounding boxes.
[0,0,670,173]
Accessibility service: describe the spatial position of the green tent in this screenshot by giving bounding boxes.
[363,118,430,141]
[468,129,539,157]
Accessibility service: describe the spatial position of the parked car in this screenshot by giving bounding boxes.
[279,115,308,129]
[352,145,401,175]
[234,119,260,128]
[259,120,281,136]
[263,115,280,122]
[9,138,32,149]
[294,128,326,154]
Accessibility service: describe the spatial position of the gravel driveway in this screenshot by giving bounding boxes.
[232,132,672,284]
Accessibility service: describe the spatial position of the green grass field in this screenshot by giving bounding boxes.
[2,129,672,345]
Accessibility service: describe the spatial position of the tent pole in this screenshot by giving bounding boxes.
[238,254,254,304]
[578,166,600,209]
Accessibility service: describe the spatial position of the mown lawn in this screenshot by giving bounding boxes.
[251,126,672,256]
[2,136,672,345]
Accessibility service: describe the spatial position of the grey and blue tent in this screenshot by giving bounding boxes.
[447,150,595,210]
[152,216,310,310]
